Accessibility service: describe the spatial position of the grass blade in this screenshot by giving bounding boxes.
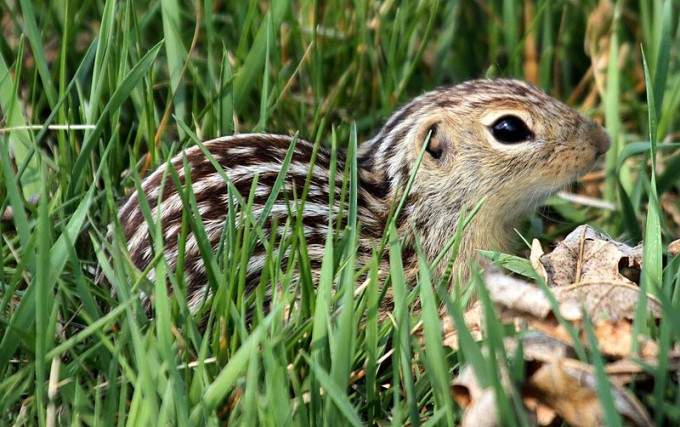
[68,41,163,197]
[0,41,40,197]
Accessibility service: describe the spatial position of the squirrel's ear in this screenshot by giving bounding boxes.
[419,123,452,165]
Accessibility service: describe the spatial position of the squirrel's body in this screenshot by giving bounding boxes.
[118,79,610,314]
[119,134,381,310]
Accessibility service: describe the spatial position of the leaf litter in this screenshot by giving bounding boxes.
[443,225,679,426]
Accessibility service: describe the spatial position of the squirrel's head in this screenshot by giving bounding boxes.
[360,79,609,218]
[358,79,609,264]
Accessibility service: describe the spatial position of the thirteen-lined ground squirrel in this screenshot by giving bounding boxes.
[118,79,610,314]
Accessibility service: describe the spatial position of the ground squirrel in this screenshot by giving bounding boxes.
[118,79,610,314]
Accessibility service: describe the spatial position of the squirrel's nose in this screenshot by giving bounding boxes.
[584,121,611,156]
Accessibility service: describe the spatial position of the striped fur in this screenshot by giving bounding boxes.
[118,79,609,314]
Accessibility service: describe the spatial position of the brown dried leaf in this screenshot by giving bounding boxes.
[541,225,643,288]
[604,359,649,386]
[555,281,661,323]
[606,349,680,385]
[484,270,581,321]
[459,388,499,427]
[484,269,659,358]
[528,360,602,426]
[505,332,576,363]
[486,270,552,318]
[528,357,652,427]
[452,364,525,427]
[530,238,548,281]
[523,396,559,426]
[669,238,680,257]
[451,365,486,410]
[591,319,658,359]
[453,333,653,426]
[441,303,483,351]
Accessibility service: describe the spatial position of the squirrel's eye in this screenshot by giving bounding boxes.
[490,116,533,143]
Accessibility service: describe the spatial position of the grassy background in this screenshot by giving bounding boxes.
[1,0,679,424]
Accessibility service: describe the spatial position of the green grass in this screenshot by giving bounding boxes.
[1,0,679,424]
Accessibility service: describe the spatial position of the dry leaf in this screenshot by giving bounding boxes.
[442,303,483,351]
[555,281,661,323]
[452,364,522,427]
[446,226,669,425]
[541,225,643,287]
[458,388,499,427]
[605,350,680,385]
[530,238,548,281]
[485,270,552,318]
[484,269,659,358]
[515,333,652,426]
[669,239,680,257]
[452,332,652,426]
[592,320,658,359]
[528,357,652,427]
[451,365,499,427]
[523,396,559,426]
[505,331,576,362]
[484,270,581,322]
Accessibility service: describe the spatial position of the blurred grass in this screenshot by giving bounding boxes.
[0,0,679,424]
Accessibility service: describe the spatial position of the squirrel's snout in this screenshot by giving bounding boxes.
[594,128,611,156]
[583,121,611,156]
